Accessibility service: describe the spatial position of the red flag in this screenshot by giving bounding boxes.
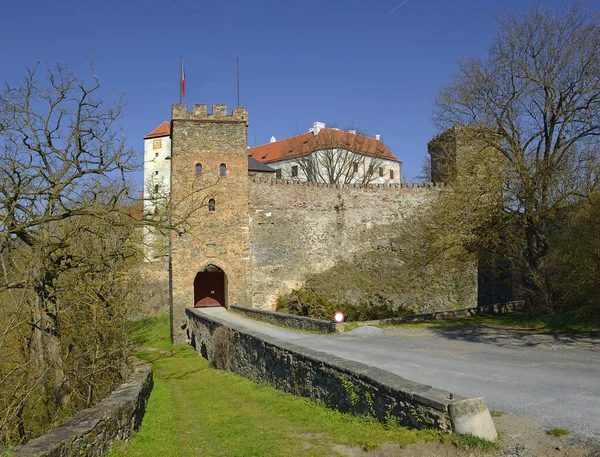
[180,57,186,100]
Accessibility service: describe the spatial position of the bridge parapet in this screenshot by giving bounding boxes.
[186,308,497,441]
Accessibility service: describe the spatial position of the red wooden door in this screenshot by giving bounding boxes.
[193,268,225,308]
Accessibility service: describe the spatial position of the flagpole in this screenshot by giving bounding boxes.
[180,55,183,104]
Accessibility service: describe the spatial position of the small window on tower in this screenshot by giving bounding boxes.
[195,163,202,176]
[155,171,159,175]
[220,163,227,177]
[379,167,384,177]
[390,169,394,180]
[154,184,159,193]
[276,169,282,179]
[291,165,298,178]
[208,198,216,212]
[353,162,359,173]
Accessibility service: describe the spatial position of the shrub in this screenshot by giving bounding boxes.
[212,327,234,370]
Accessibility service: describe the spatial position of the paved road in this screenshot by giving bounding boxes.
[201,308,600,440]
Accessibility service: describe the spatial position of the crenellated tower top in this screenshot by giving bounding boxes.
[171,104,248,123]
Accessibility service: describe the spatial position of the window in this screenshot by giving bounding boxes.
[208,198,216,212]
[155,152,159,157]
[195,163,202,176]
[154,184,159,193]
[379,167,384,177]
[276,169,282,179]
[390,169,394,180]
[219,163,227,177]
[353,162,359,173]
[155,170,159,175]
[291,165,298,178]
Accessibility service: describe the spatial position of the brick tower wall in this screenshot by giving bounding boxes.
[169,104,250,344]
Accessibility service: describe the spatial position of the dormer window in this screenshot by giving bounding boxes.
[195,163,203,176]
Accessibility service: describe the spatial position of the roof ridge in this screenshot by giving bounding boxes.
[249,131,312,150]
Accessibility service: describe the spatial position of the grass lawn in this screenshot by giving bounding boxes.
[388,311,599,337]
[108,315,480,457]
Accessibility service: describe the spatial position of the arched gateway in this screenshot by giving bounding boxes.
[193,265,227,308]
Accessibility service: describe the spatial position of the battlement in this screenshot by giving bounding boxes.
[171,104,248,123]
[250,177,445,191]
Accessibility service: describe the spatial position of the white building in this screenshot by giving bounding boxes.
[143,121,171,259]
[248,122,401,185]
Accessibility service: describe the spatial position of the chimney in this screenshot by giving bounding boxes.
[270,136,277,143]
[375,134,381,141]
[313,121,325,136]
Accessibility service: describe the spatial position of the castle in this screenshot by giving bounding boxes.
[144,104,476,343]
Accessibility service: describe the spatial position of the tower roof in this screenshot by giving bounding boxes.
[144,121,171,139]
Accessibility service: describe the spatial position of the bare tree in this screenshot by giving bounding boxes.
[0,63,208,445]
[0,63,141,444]
[431,3,600,313]
[284,128,389,184]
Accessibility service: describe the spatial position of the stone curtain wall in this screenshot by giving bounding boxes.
[136,260,170,318]
[15,360,153,457]
[170,104,251,344]
[248,178,477,311]
[186,308,497,440]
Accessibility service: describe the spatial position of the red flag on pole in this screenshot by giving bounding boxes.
[180,56,186,102]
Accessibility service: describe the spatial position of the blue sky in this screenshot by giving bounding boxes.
[2,0,593,184]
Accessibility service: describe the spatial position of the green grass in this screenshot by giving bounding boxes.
[110,315,465,457]
[442,433,502,453]
[397,311,599,337]
[547,428,570,437]
[341,321,360,332]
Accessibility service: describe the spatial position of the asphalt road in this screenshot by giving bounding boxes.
[202,308,600,440]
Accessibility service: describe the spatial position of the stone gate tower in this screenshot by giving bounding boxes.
[169,104,250,344]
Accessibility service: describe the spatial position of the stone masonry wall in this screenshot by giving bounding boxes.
[170,104,250,344]
[186,308,453,432]
[15,360,152,457]
[248,178,476,311]
[134,260,169,319]
[231,305,339,333]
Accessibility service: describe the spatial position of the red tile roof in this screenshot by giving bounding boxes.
[248,128,400,163]
[144,121,171,139]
